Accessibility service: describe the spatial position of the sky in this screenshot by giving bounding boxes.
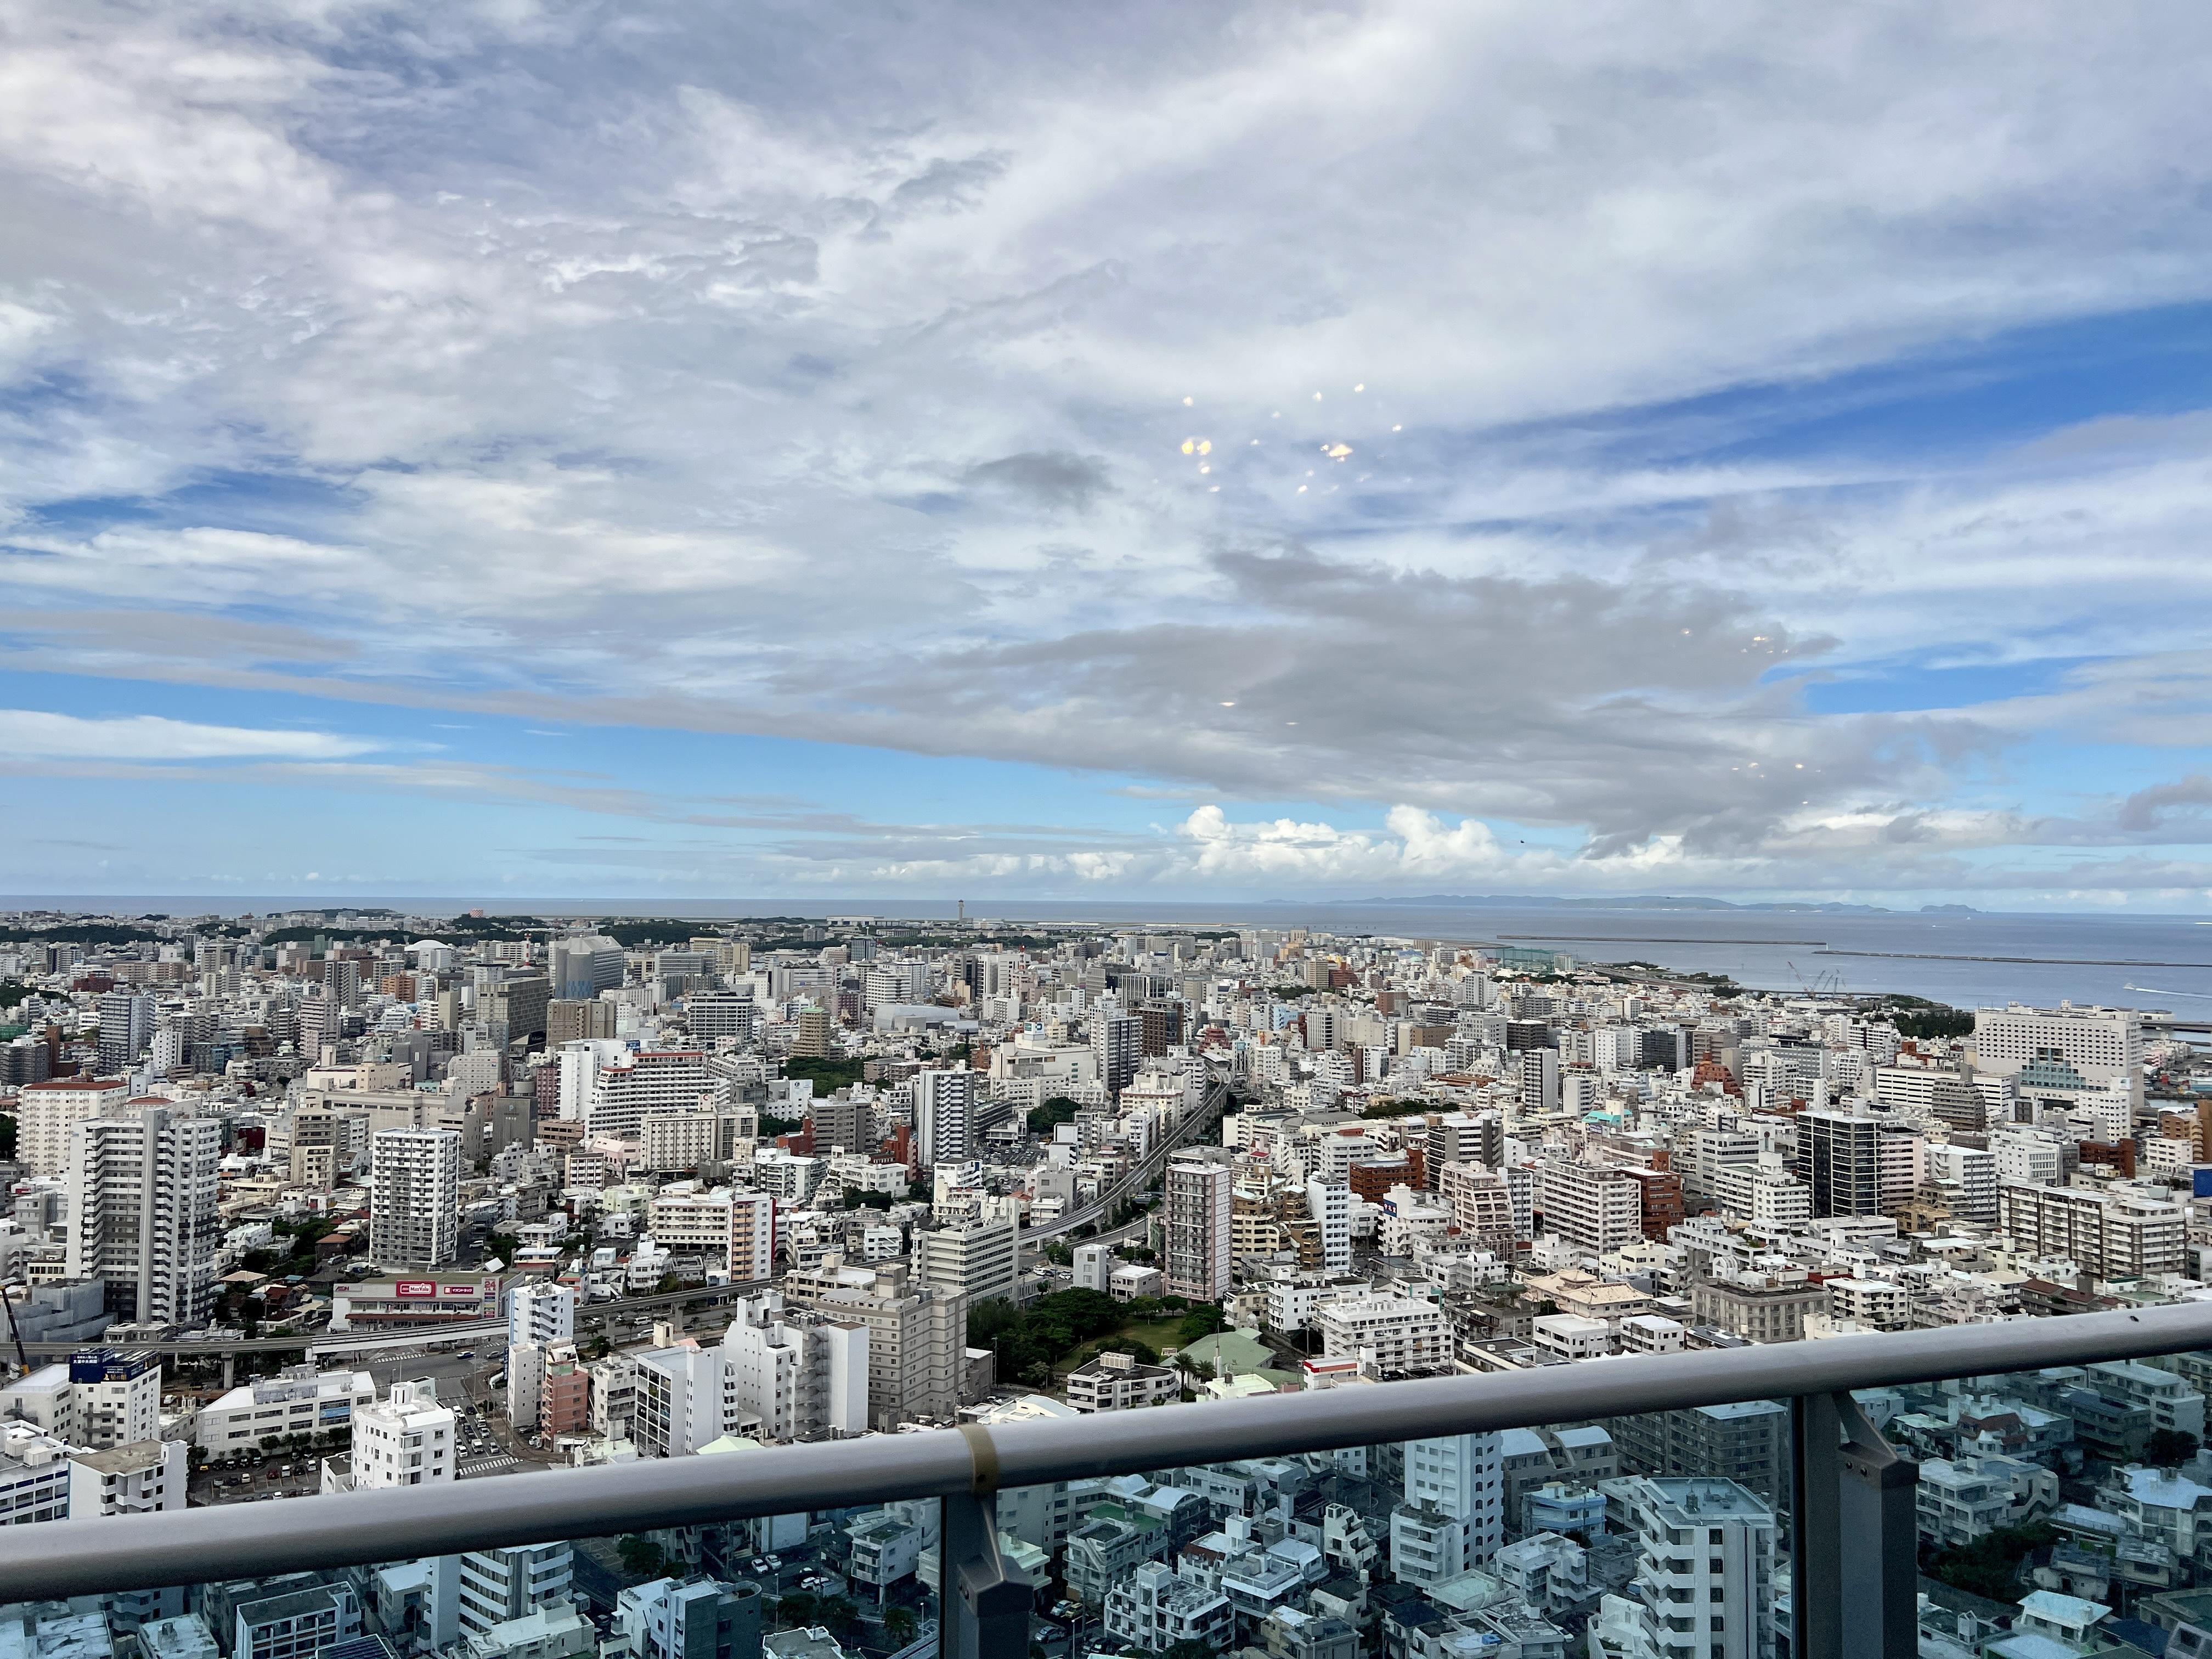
[4,2,2212,909]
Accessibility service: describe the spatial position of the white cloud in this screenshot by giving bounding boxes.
[0,709,377,761]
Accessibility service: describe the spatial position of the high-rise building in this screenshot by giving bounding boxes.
[16,1075,129,1177]
[550,936,625,1002]
[1615,1476,1776,1659]
[913,1069,977,1168]
[685,992,756,1044]
[65,1106,221,1325]
[1795,1110,1885,1218]
[1137,1001,1183,1058]
[1973,1002,2145,1105]
[717,1293,868,1443]
[864,961,930,1011]
[1303,1180,1352,1272]
[1921,1142,1999,1224]
[1438,1163,1516,1254]
[321,958,362,1011]
[1391,1433,1504,1588]
[789,1004,832,1057]
[508,1282,576,1348]
[1165,1148,1235,1302]
[68,1348,162,1448]
[1516,1048,1560,1114]
[456,1544,574,1642]
[1536,1159,1644,1255]
[781,1260,963,1430]
[1996,1181,2185,1280]
[1092,1015,1140,1096]
[369,1128,462,1269]
[582,1049,718,1138]
[95,991,157,1075]
[912,1215,1020,1311]
[547,998,618,1045]
[1425,1111,1503,1182]
[646,1187,776,1282]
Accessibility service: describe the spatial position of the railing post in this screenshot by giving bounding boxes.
[941,1426,1031,1659]
[1791,1390,1917,1659]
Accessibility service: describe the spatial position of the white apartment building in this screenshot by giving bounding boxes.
[1064,1350,1181,1412]
[1997,1181,2184,1280]
[645,1187,775,1281]
[1824,1277,1911,1331]
[67,1349,162,1448]
[749,1148,821,1204]
[584,1049,719,1139]
[67,1437,188,1519]
[1165,1148,1235,1302]
[508,1282,577,1348]
[455,1544,574,1642]
[329,1380,455,1491]
[913,1069,977,1168]
[1391,1433,1504,1588]
[1537,1160,1644,1256]
[16,1076,129,1176]
[1304,1179,1353,1271]
[781,1260,964,1430]
[912,1215,1019,1310]
[1615,1476,1776,1659]
[369,1127,462,1269]
[0,1422,72,1526]
[1921,1142,2000,1224]
[196,1366,378,1453]
[1312,1293,1452,1380]
[66,1105,222,1326]
[1438,1162,1516,1254]
[718,1294,869,1442]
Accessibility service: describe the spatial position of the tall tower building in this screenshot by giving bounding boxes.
[1165,1148,1235,1302]
[1794,1111,1886,1218]
[95,991,156,1076]
[913,1069,977,1168]
[65,1107,221,1325]
[1092,1014,1140,1096]
[369,1127,462,1269]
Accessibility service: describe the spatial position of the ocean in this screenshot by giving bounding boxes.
[9,894,2212,1015]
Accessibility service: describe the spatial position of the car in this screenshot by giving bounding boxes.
[749,1560,769,1575]
[765,1556,781,1571]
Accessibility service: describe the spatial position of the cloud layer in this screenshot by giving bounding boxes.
[2,2,2211,897]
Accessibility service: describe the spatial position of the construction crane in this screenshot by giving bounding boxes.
[1786,961,1847,996]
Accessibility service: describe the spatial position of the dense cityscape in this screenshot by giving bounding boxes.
[3,909,2211,1659]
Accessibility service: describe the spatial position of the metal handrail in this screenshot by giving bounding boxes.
[8,1300,2212,1600]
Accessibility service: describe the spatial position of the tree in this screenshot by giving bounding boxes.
[616,1536,665,1578]
[2149,1429,2200,1468]
[1175,1303,1227,1347]
[1028,1097,1081,1135]
[884,1607,918,1646]
[1926,1522,2056,1601]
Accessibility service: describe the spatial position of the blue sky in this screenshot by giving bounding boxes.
[4,3,2212,909]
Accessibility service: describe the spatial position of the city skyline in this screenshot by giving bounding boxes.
[4,7,2212,906]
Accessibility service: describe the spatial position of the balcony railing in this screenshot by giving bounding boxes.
[7,1301,2212,1659]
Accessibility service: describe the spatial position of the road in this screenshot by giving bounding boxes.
[1021,1072,1237,1251]
[18,1281,768,1359]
